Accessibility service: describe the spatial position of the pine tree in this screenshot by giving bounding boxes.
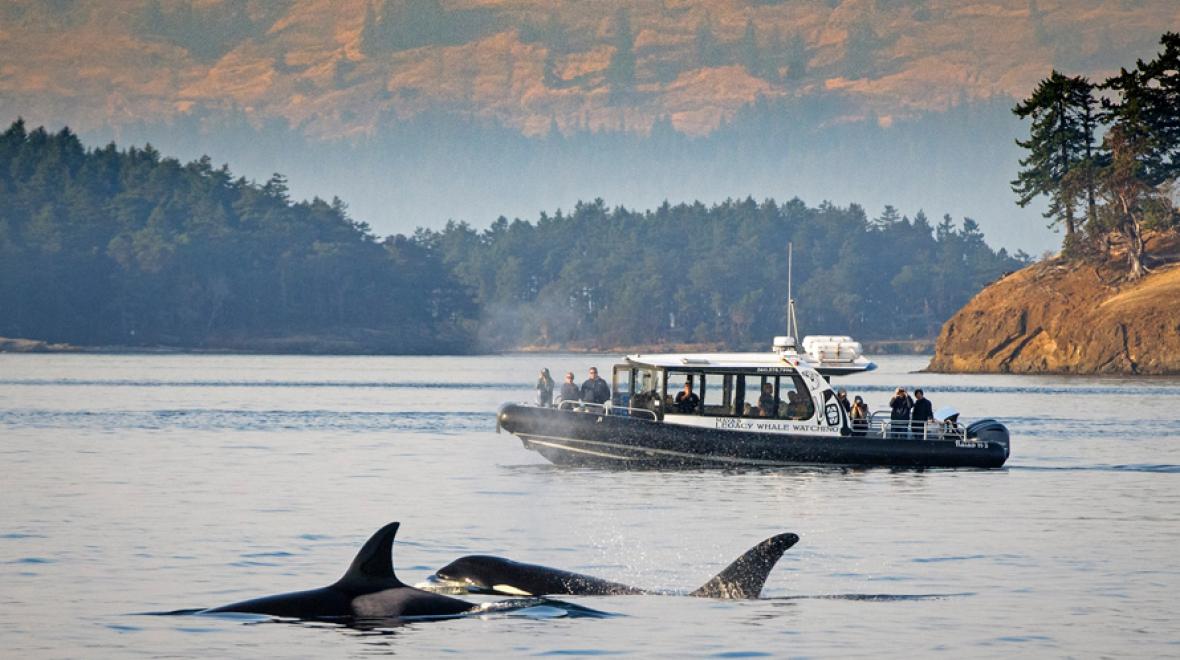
[359,1,380,57]
[741,19,763,78]
[1011,71,1097,239]
[783,32,808,81]
[694,15,723,68]
[1094,33,1180,278]
[1102,32,1180,187]
[606,8,636,99]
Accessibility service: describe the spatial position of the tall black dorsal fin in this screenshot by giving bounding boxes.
[689,533,799,599]
[339,521,401,584]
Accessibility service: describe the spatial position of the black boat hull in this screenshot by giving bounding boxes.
[497,404,1009,469]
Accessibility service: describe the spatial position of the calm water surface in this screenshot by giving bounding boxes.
[1,353,1179,657]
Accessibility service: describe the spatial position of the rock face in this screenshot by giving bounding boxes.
[928,239,1180,375]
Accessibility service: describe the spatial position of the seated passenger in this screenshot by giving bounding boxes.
[674,381,700,413]
[786,392,810,419]
[758,382,777,417]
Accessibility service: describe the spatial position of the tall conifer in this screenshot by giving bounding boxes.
[1011,71,1097,239]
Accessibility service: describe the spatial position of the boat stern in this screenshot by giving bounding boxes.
[966,418,1011,464]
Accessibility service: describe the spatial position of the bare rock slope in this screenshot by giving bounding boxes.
[928,236,1180,375]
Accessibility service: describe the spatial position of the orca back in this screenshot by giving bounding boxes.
[204,522,476,620]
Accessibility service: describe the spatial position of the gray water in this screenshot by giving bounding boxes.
[2,353,1179,658]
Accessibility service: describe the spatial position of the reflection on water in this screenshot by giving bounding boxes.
[1,353,1179,656]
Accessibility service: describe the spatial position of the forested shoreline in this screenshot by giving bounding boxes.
[0,120,1024,353]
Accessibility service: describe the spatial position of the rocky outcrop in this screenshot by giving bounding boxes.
[927,236,1180,375]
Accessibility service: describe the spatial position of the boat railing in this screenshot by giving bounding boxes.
[556,399,659,421]
[859,411,967,441]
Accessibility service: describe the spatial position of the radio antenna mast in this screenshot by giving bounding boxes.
[786,242,800,341]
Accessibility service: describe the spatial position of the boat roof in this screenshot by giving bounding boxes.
[624,351,806,371]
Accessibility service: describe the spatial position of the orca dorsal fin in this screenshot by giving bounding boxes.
[338,521,402,585]
[689,533,799,599]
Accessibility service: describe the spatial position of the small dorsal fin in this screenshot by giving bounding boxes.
[339,521,402,584]
[689,533,799,599]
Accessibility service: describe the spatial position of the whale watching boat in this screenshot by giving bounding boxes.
[496,338,1010,469]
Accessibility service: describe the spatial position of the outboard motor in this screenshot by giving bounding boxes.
[966,419,1010,457]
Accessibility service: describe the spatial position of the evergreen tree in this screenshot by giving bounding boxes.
[694,14,723,68]
[1092,32,1180,277]
[1011,71,1098,240]
[783,31,808,81]
[741,19,763,78]
[606,8,636,99]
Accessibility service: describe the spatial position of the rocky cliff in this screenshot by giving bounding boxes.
[927,234,1180,375]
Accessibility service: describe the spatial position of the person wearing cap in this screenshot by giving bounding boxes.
[911,388,934,438]
[889,387,913,437]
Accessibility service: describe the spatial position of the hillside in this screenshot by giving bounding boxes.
[0,0,1175,139]
[927,234,1180,375]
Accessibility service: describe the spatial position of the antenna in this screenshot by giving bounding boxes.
[786,242,800,341]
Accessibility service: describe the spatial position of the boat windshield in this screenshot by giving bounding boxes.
[664,369,814,420]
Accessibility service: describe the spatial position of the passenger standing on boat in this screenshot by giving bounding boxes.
[910,388,934,438]
[581,367,611,405]
[850,395,870,436]
[535,368,555,407]
[836,388,851,413]
[889,387,913,437]
[558,372,580,405]
[674,381,700,413]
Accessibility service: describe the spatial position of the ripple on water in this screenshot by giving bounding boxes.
[0,409,493,434]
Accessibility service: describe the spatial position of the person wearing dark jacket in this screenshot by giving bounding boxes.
[675,381,701,413]
[836,388,851,413]
[850,395,870,437]
[580,367,611,405]
[889,387,913,437]
[535,368,554,407]
[910,388,934,438]
[558,372,580,405]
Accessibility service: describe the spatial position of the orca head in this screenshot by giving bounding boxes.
[334,521,405,590]
[432,555,517,593]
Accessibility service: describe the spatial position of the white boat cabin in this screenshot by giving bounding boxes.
[611,349,847,437]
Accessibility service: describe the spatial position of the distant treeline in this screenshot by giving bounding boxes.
[418,199,1026,349]
[0,121,473,352]
[0,120,1024,352]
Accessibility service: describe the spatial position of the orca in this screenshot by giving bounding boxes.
[429,532,799,599]
[202,522,476,620]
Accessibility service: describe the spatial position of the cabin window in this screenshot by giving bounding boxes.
[612,366,632,407]
[700,373,735,416]
[630,367,661,411]
[740,374,781,418]
[777,375,815,420]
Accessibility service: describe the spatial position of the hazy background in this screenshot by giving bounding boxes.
[3,0,1177,253]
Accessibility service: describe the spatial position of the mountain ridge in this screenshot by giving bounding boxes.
[2,0,1175,139]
